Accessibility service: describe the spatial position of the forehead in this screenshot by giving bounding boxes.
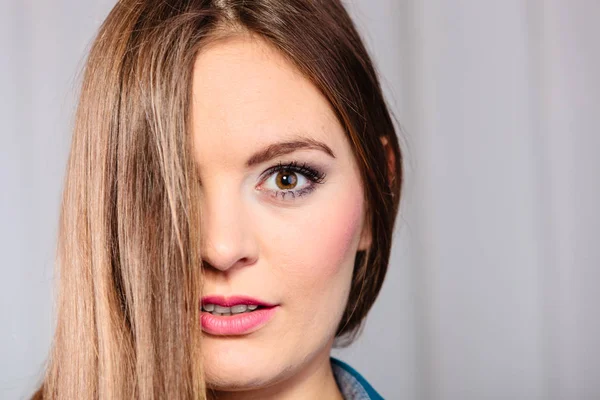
[190,33,345,168]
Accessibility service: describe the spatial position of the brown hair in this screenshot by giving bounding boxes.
[34,0,402,398]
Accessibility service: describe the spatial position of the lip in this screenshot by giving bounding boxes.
[201,295,277,308]
[200,295,279,336]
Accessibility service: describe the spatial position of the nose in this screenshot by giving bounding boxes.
[200,188,258,272]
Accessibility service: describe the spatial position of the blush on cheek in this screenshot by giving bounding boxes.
[303,190,365,280]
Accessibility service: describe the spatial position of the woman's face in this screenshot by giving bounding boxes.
[191,33,370,391]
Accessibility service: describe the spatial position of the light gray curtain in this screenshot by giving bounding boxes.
[2,1,599,399]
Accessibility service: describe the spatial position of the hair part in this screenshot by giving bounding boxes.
[35,0,402,398]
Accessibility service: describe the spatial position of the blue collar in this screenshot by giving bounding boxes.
[331,357,384,400]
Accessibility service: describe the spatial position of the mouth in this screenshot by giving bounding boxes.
[200,295,278,336]
[201,303,266,316]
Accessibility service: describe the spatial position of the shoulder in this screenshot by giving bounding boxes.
[330,357,384,400]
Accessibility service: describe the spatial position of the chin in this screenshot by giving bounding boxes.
[207,373,277,392]
[205,360,291,392]
[203,339,290,391]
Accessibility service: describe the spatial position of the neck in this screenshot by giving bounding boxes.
[208,351,343,400]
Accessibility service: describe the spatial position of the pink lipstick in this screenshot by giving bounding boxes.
[200,295,278,336]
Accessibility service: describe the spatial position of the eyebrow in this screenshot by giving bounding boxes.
[245,137,336,167]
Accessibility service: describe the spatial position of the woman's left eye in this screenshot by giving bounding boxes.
[257,161,326,201]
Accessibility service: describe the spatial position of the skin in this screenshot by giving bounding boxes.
[191,32,372,400]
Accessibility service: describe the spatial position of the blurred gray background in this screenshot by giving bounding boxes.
[2,1,599,399]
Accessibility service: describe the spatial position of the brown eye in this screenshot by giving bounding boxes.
[275,170,298,190]
[258,161,325,201]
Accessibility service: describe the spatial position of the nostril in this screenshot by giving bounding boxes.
[201,260,216,271]
[201,254,257,273]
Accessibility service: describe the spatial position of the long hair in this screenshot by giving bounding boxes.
[35,0,402,398]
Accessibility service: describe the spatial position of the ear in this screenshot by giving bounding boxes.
[380,135,396,190]
[357,136,396,251]
[358,213,372,251]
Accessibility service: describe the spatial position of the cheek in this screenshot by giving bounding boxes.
[269,187,365,295]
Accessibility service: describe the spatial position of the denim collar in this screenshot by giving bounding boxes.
[331,358,384,400]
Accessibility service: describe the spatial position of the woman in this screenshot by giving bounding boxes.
[34,0,402,398]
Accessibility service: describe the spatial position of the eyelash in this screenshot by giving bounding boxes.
[259,161,327,200]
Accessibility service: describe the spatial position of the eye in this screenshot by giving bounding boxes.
[257,161,326,201]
